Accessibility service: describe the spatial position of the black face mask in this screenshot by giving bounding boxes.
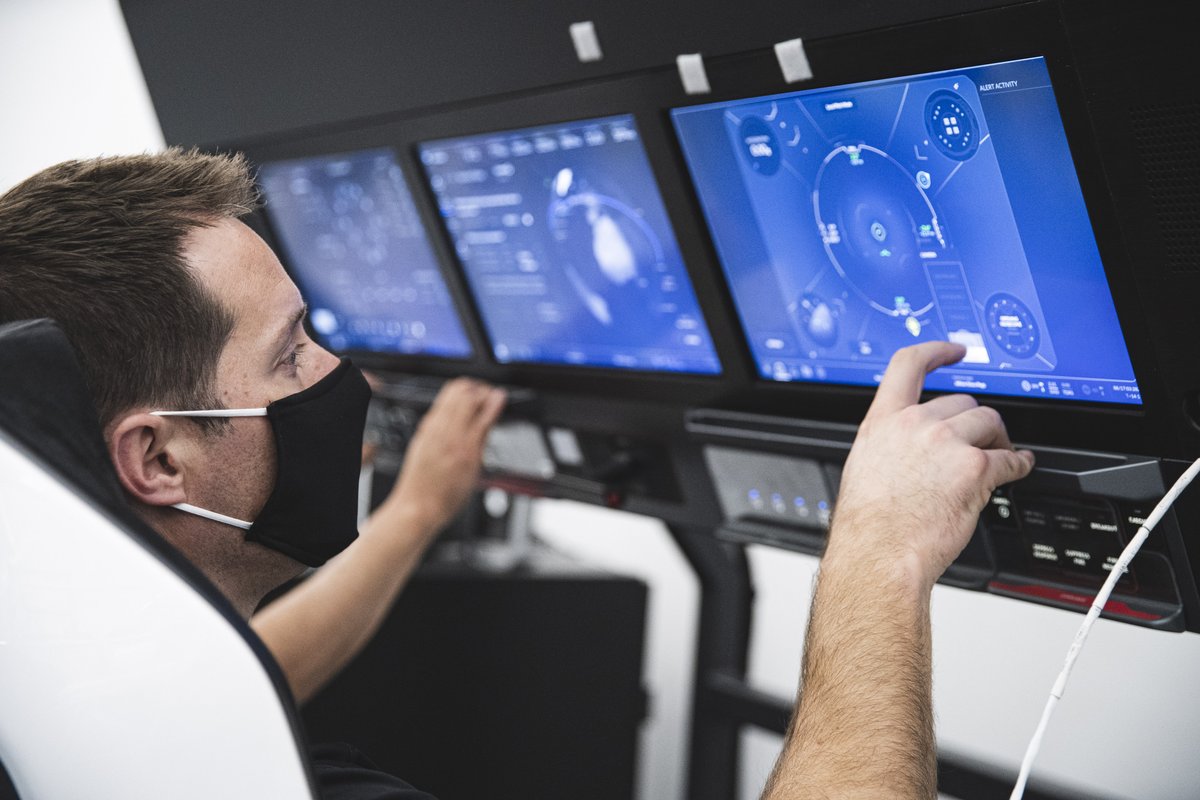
[152,358,372,567]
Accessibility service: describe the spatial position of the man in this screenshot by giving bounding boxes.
[0,149,1032,798]
[0,149,507,710]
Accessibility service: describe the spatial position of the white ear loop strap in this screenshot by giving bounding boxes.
[171,502,253,530]
[150,407,265,529]
[152,408,268,418]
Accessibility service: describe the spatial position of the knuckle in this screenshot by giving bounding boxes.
[978,405,1002,427]
[897,404,924,425]
[928,419,955,445]
[960,448,990,479]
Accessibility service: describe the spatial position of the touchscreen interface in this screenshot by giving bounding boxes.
[672,57,1140,404]
[259,148,473,358]
[420,115,721,374]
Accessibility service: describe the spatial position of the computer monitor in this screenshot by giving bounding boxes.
[258,148,473,358]
[672,57,1141,405]
[419,115,721,374]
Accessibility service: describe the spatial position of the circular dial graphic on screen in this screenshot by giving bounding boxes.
[813,144,947,319]
[547,168,668,327]
[788,292,840,348]
[924,90,980,161]
[985,293,1040,357]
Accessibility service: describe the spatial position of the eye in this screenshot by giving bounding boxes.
[282,342,307,371]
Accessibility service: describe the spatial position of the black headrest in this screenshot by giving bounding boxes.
[0,319,131,522]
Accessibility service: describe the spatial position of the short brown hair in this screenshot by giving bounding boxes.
[0,148,259,429]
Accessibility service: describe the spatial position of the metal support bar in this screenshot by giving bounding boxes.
[668,524,753,800]
[703,672,792,734]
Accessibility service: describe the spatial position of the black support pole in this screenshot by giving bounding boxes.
[668,524,755,800]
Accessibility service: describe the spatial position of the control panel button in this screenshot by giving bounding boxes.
[704,446,832,529]
[984,489,1016,526]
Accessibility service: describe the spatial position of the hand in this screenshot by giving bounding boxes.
[827,342,1035,589]
[385,378,506,535]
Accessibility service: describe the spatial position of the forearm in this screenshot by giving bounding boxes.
[251,497,439,704]
[763,545,935,800]
[759,342,1031,799]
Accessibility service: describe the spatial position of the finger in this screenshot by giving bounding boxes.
[470,388,506,440]
[425,378,470,414]
[920,393,978,421]
[868,342,967,420]
[427,378,488,424]
[943,406,1014,451]
[984,447,1036,488]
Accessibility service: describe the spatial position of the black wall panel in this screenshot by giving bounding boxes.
[120,0,1020,147]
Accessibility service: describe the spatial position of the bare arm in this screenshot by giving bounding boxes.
[763,342,1034,800]
[252,379,505,704]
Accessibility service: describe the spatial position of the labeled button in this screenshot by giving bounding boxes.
[1084,506,1121,541]
[1052,510,1084,534]
[984,489,1017,527]
[1020,506,1050,530]
[1061,544,1094,570]
[1123,506,1150,534]
[1031,541,1060,563]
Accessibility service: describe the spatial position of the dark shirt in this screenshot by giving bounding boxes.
[310,743,437,800]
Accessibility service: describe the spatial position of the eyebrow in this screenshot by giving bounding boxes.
[270,303,308,364]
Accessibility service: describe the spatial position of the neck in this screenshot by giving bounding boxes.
[137,504,303,619]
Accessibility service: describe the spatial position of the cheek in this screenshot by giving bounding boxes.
[201,420,279,518]
[242,421,279,513]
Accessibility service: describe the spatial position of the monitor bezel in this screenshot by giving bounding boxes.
[416,112,727,379]
[668,56,1143,410]
[254,146,479,363]
[647,3,1168,454]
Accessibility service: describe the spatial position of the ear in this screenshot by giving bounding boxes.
[108,412,189,507]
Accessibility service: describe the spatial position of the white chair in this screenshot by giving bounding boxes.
[0,319,316,799]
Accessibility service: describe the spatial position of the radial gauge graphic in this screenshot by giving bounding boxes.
[812,144,947,319]
[985,293,1040,357]
[924,90,980,161]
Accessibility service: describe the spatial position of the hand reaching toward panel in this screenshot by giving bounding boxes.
[827,341,1035,589]
[384,378,507,535]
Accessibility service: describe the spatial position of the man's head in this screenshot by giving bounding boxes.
[0,149,341,615]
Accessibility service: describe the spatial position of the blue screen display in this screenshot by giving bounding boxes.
[259,148,473,358]
[672,58,1141,405]
[419,115,722,374]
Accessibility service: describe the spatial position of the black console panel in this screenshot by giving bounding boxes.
[368,378,1199,631]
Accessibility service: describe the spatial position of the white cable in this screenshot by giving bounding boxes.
[1009,456,1200,800]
